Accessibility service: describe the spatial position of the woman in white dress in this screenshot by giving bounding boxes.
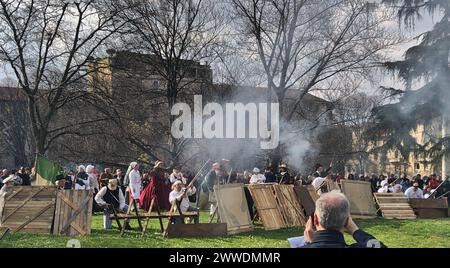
[126,162,141,209]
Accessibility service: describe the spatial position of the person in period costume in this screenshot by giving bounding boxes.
[168,180,199,224]
[99,168,114,188]
[0,175,16,225]
[200,163,223,215]
[278,164,294,184]
[140,161,171,211]
[264,167,277,183]
[125,162,142,209]
[312,163,333,178]
[95,179,130,230]
[250,168,266,184]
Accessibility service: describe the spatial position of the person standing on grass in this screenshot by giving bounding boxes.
[95,178,130,230]
[0,175,16,225]
[140,161,171,211]
[86,165,99,192]
[126,162,142,209]
[301,191,386,248]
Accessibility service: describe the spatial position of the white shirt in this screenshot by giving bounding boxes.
[169,187,196,212]
[129,169,141,195]
[88,173,99,191]
[250,174,266,184]
[377,185,394,193]
[95,186,127,211]
[405,187,424,199]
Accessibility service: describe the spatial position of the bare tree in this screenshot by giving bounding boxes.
[112,0,224,166]
[332,92,384,175]
[231,0,398,165]
[0,0,128,156]
[0,89,34,166]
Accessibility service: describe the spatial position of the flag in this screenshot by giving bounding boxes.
[35,154,64,185]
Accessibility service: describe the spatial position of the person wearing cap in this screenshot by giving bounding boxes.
[0,175,15,196]
[125,162,141,209]
[377,179,393,193]
[278,164,294,184]
[169,180,199,224]
[140,161,171,211]
[312,176,327,195]
[55,174,67,190]
[95,178,130,230]
[250,168,266,184]
[99,168,114,188]
[405,182,424,199]
[0,175,17,224]
[200,162,228,216]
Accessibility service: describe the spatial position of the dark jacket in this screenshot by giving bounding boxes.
[301,230,386,248]
[201,170,217,192]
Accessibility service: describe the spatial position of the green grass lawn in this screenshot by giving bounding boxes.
[1,212,449,248]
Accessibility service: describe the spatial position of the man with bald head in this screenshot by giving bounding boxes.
[301,191,386,248]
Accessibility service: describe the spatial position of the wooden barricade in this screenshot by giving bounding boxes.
[53,190,93,236]
[273,185,306,227]
[0,186,57,234]
[306,185,320,203]
[214,184,254,234]
[248,184,285,230]
[374,193,417,219]
[248,184,306,230]
[294,186,316,217]
[409,198,449,219]
[341,181,377,218]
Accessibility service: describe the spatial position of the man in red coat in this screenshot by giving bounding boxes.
[140,161,172,211]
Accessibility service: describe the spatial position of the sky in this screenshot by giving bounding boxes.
[0,2,441,95]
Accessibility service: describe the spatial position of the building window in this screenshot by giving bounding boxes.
[416,163,420,170]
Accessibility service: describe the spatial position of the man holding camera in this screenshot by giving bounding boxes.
[301,191,386,248]
[169,180,199,224]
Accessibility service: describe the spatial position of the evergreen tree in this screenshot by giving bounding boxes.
[371,0,450,162]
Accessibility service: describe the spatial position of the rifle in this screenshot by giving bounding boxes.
[427,180,447,199]
[186,159,211,189]
[226,168,233,184]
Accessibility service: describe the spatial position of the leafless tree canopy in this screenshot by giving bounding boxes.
[0,0,128,155]
[231,0,397,119]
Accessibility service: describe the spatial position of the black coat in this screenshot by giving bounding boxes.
[301,230,386,248]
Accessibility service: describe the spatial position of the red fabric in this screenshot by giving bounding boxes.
[428,178,440,189]
[140,168,171,211]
